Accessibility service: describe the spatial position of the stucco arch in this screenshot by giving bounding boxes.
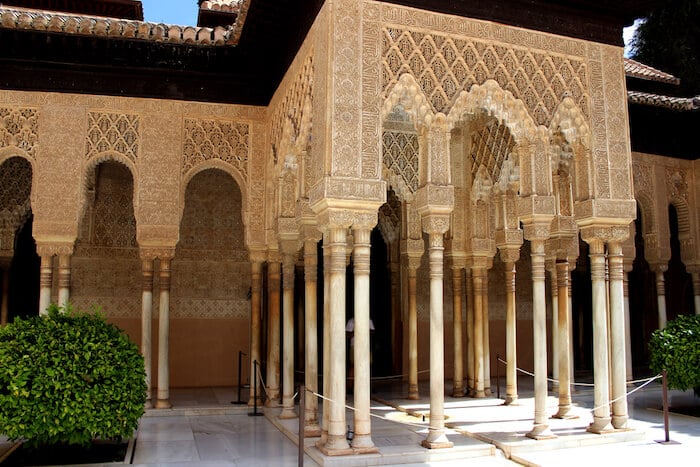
[80,152,138,229]
[382,73,435,130]
[0,147,36,209]
[549,98,593,202]
[669,197,695,261]
[447,80,538,145]
[180,160,249,244]
[635,194,656,237]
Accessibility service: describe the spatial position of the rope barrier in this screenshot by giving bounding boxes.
[496,357,660,388]
[255,365,271,399]
[588,374,662,414]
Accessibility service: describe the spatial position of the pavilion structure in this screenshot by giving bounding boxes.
[1,0,698,455]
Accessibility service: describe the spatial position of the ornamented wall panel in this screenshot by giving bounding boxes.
[0,107,39,158]
[182,118,250,178]
[86,111,140,162]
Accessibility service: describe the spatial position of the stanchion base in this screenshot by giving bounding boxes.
[248,411,265,417]
[231,401,247,405]
[655,439,680,445]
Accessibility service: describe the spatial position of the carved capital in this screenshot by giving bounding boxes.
[36,242,75,257]
[522,222,551,242]
[414,184,454,216]
[139,247,176,261]
[498,246,521,264]
[579,224,630,245]
[248,248,267,264]
[421,213,450,235]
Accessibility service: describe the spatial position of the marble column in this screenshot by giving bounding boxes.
[0,260,10,325]
[623,262,634,381]
[548,262,559,391]
[320,236,331,444]
[406,256,420,400]
[553,260,574,419]
[451,263,465,397]
[249,259,263,407]
[483,271,491,396]
[156,256,172,409]
[140,256,155,408]
[319,227,351,455]
[266,258,281,406]
[526,238,555,439]
[280,251,297,419]
[421,229,453,449]
[303,238,321,436]
[352,226,377,452]
[654,265,668,329]
[465,268,475,396]
[586,238,613,433]
[57,254,71,307]
[608,242,629,429]
[502,256,518,405]
[39,254,53,315]
[692,271,700,315]
[472,267,485,398]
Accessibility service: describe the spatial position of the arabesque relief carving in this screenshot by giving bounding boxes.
[0,107,39,158]
[183,118,250,178]
[86,112,140,163]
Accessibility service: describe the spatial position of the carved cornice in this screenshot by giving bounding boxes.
[414,184,454,217]
[575,199,636,226]
[309,176,387,211]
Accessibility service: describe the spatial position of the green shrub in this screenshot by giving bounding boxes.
[0,303,146,446]
[649,313,700,393]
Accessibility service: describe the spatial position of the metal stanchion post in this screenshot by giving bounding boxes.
[298,385,305,467]
[496,353,501,400]
[656,369,679,444]
[248,360,264,417]
[232,350,247,404]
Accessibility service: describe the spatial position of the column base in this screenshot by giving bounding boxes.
[484,388,492,397]
[144,399,153,409]
[351,434,378,453]
[155,399,171,409]
[474,389,486,398]
[504,395,519,405]
[611,415,629,430]
[265,398,281,408]
[279,407,297,419]
[587,417,614,434]
[304,423,322,438]
[526,424,557,440]
[408,389,420,400]
[421,430,453,449]
[317,434,353,456]
[452,385,464,398]
[552,406,578,419]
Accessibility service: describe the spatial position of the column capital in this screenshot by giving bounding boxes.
[414,184,454,217]
[421,213,450,236]
[579,224,630,245]
[248,248,267,264]
[139,246,176,261]
[498,246,521,265]
[267,248,282,264]
[315,207,378,232]
[36,241,74,257]
[522,222,551,242]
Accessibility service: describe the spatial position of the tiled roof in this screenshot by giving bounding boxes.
[0,4,249,46]
[624,58,680,85]
[628,91,700,111]
[200,1,243,13]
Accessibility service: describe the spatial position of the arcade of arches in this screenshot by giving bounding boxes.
[1,0,699,453]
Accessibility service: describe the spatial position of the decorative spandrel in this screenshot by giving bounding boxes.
[183,118,250,177]
[86,112,140,162]
[0,107,38,158]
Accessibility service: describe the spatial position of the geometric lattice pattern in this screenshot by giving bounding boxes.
[383,28,589,125]
[383,129,419,193]
[0,107,39,158]
[470,118,516,182]
[86,112,140,162]
[183,119,250,176]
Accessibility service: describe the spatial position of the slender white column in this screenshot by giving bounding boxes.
[320,237,331,444]
[407,259,420,400]
[465,268,474,396]
[280,252,297,419]
[623,266,633,381]
[303,239,321,437]
[319,227,351,454]
[352,227,377,452]
[156,256,172,409]
[692,272,700,315]
[421,232,453,449]
[587,239,613,433]
[526,239,555,439]
[452,265,464,397]
[472,267,485,398]
[57,254,71,307]
[504,260,518,405]
[548,262,559,391]
[483,272,491,396]
[0,262,10,325]
[140,257,154,408]
[39,254,53,315]
[654,267,668,329]
[608,242,629,429]
[266,260,281,406]
[249,260,263,407]
[553,260,574,419]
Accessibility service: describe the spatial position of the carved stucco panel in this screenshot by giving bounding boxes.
[0,107,39,159]
[86,111,140,163]
[362,2,383,180]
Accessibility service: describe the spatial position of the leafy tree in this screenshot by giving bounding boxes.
[0,304,146,447]
[631,0,700,95]
[649,313,700,395]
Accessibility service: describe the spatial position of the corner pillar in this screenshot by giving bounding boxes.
[279,241,299,420]
[139,253,155,408]
[608,241,629,429]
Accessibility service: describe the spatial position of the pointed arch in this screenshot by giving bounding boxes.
[80,151,138,228]
[0,147,36,210]
[669,196,694,262]
[635,194,656,237]
[382,73,435,130]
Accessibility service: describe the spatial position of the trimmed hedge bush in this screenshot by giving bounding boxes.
[649,313,700,394]
[0,304,146,446]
